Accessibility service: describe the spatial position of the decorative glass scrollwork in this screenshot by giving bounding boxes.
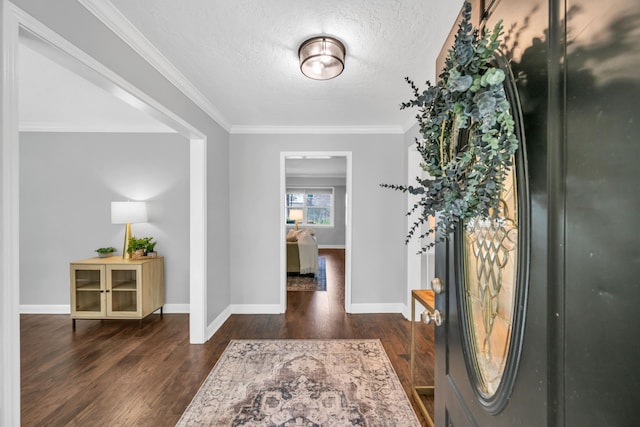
[456,52,529,415]
[463,165,518,397]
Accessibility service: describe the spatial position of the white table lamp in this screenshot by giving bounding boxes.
[111,201,148,259]
[289,209,303,231]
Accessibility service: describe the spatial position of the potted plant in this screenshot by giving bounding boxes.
[127,236,156,258]
[145,240,158,258]
[95,247,117,258]
[127,236,149,258]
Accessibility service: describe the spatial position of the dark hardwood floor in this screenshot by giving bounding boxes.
[21,249,434,426]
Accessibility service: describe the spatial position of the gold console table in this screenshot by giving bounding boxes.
[411,289,435,427]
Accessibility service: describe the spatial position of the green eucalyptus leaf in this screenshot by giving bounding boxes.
[382,0,518,251]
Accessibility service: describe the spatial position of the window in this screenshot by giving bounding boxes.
[286,188,334,227]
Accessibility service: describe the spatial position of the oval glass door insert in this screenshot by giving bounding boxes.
[462,163,518,398]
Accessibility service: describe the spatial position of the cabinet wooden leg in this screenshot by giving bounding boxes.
[160,307,163,319]
[72,319,76,330]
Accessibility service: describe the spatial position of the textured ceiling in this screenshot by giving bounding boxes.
[18,1,463,133]
[107,0,463,131]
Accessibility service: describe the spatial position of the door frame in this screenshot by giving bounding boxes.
[406,145,423,318]
[2,4,208,424]
[279,151,352,312]
[406,144,437,319]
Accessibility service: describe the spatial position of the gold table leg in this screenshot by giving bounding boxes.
[410,291,435,427]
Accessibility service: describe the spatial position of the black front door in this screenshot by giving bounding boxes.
[432,0,640,425]
[432,1,552,424]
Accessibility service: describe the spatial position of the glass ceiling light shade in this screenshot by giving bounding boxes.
[299,36,346,80]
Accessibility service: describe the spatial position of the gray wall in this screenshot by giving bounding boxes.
[10,0,231,324]
[230,133,407,307]
[286,177,346,247]
[19,132,190,307]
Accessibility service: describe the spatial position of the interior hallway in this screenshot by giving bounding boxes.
[20,249,434,426]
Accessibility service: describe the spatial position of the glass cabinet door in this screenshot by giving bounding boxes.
[107,265,141,316]
[70,264,105,316]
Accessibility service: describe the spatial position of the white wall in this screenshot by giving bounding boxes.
[19,132,190,310]
[230,133,407,309]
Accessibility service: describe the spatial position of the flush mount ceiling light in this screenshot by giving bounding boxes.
[298,36,346,80]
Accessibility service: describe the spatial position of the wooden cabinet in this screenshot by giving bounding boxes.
[70,256,164,327]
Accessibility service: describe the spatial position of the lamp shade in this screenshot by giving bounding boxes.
[289,209,304,221]
[299,36,345,80]
[111,201,148,224]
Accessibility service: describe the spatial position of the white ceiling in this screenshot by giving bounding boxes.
[18,42,174,133]
[19,0,463,133]
[286,157,347,178]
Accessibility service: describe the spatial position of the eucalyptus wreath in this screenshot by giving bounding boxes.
[382,1,519,252]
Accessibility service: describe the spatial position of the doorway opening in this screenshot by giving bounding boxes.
[280,152,352,313]
[3,7,208,423]
[11,9,208,342]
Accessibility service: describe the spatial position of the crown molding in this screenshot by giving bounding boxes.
[230,125,405,135]
[19,122,176,133]
[78,0,231,132]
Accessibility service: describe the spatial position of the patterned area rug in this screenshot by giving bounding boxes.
[287,256,326,291]
[177,339,420,426]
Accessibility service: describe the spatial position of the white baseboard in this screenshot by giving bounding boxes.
[203,304,281,341]
[206,305,232,341]
[223,302,405,319]
[403,305,413,321]
[202,304,281,342]
[20,302,409,338]
[348,303,406,314]
[162,303,190,313]
[20,305,70,314]
[229,304,282,315]
[318,244,346,249]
